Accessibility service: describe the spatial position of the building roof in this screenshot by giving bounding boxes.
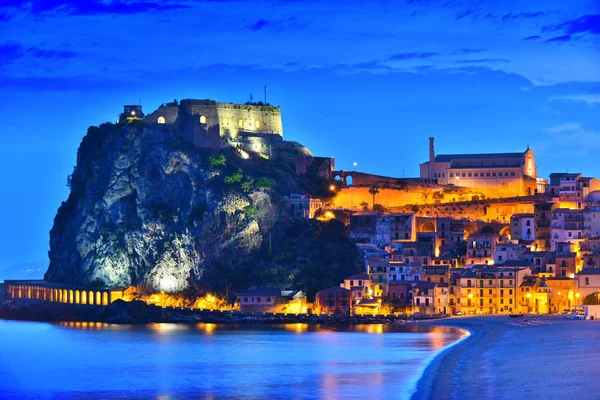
[578,267,600,275]
[511,213,534,219]
[236,287,282,297]
[434,152,526,163]
[356,298,380,307]
[414,281,437,290]
[345,274,370,281]
[318,286,351,293]
[549,172,581,178]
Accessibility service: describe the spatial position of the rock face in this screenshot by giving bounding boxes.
[46,122,293,292]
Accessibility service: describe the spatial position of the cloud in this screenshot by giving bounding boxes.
[549,94,600,105]
[0,42,23,64]
[452,48,486,55]
[249,19,269,31]
[26,48,77,59]
[387,52,439,61]
[551,14,600,35]
[2,0,189,17]
[455,58,510,64]
[456,10,472,19]
[522,35,541,41]
[0,42,78,65]
[246,17,301,32]
[501,12,544,22]
[544,122,600,153]
[545,35,571,42]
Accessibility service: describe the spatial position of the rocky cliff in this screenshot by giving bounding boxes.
[45,121,308,292]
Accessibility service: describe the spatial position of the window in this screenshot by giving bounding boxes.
[244,297,248,302]
[238,119,244,127]
[256,120,261,128]
[468,173,472,177]
[489,289,492,294]
[200,115,207,124]
[474,172,478,177]
[266,297,271,302]
[493,172,497,177]
[586,277,590,285]
[489,280,493,285]
[511,172,515,176]
[505,172,509,177]
[486,172,490,177]
[157,116,166,124]
[462,173,466,177]
[450,173,454,177]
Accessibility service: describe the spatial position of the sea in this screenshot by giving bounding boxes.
[0,320,466,399]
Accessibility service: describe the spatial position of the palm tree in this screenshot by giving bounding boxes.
[369,186,380,210]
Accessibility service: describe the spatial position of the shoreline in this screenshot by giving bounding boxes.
[411,315,600,400]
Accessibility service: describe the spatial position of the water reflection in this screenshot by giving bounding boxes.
[3,320,465,399]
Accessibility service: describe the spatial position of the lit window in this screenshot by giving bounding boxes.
[239,119,244,127]
[157,116,166,124]
[256,120,261,128]
[200,115,207,124]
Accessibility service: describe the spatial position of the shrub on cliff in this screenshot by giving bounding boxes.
[224,172,243,184]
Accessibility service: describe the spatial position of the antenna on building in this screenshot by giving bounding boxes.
[264,84,267,105]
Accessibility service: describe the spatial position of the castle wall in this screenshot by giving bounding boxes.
[215,103,282,138]
[144,105,179,125]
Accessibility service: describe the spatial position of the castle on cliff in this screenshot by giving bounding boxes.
[118,99,334,176]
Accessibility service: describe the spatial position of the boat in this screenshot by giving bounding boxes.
[509,313,524,318]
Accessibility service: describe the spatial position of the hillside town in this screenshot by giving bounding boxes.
[288,143,600,317]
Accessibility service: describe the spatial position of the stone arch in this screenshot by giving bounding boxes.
[89,291,95,305]
[81,291,87,305]
[157,116,166,124]
[480,225,496,234]
[96,292,101,305]
[499,226,511,237]
[420,221,436,233]
[69,290,74,304]
[75,290,81,304]
[102,292,109,306]
[63,289,68,303]
[200,115,207,124]
[27,286,31,298]
[346,175,353,186]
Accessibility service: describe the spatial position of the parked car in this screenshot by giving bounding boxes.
[455,311,463,316]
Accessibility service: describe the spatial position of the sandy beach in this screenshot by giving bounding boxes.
[412,315,600,400]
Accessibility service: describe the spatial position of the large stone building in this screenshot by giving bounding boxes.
[419,137,540,196]
[124,99,316,163]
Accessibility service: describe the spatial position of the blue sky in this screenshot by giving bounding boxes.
[0,0,599,267]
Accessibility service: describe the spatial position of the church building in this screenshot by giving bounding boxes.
[419,137,540,196]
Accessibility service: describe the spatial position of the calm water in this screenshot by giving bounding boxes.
[0,320,466,399]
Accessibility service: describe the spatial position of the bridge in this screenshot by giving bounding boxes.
[5,280,125,307]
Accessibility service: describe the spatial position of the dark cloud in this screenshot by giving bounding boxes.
[522,35,541,41]
[453,48,486,55]
[501,12,544,21]
[26,48,77,59]
[0,42,23,64]
[387,52,439,60]
[546,35,571,42]
[456,10,472,19]
[551,14,600,35]
[247,17,301,32]
[0,42,78,64]
[1,0,189,17]
[455,58,510,64]
[249,19,269,31]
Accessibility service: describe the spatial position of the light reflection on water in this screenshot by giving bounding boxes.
[0,320,465,399]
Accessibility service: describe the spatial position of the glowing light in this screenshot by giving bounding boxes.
[329,185,336,192]
[131,111,135,116]
[157,116,166,124]
[569,273,575,279]
[526,293,531,298]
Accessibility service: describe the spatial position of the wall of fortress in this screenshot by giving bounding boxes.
[331,187,534,222]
